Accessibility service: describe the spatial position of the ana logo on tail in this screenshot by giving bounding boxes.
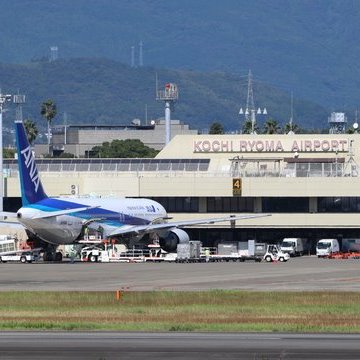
[20,145,40,192]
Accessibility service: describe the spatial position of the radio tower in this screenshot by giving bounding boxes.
[245,70,255,124]
[239,70,267,134]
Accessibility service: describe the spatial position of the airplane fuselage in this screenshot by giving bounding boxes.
[17,197,168,245]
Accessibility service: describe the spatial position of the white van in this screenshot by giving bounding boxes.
[316,239,340,257]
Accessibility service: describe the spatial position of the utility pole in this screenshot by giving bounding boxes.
[0,93,13,214]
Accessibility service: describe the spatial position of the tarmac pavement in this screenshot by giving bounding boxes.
[0,256,359,291]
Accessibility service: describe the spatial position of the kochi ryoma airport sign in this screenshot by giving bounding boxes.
[193,139,349,153]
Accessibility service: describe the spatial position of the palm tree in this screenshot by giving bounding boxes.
[40,99,57,153]
[284,122,301,134]
[24,119,38,145]
[242,120,259,134]
[264,118,281,134]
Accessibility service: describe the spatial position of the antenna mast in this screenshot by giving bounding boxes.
[245,69,255,124]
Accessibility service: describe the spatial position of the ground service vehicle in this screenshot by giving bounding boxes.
[81,246,103,262]
[280,238,308,256]
[176,241,202,262]
[316,239,340,257]
[0,252,39,263]
[263,245,290,262]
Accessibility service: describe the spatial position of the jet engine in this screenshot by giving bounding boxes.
[159,228,190,253]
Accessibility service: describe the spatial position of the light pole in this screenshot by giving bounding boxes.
[0,93,13,214]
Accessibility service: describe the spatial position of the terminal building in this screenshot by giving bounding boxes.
[34,119,197,157]
[4,133,360,251]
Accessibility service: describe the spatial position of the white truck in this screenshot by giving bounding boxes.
[280,238,308,256]
[316,239,340,257]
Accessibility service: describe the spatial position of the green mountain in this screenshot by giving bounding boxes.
[0,58,328,143]
[1,0,360,112]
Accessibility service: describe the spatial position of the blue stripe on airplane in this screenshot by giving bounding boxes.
[28,198,149,226]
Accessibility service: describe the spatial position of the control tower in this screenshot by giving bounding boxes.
[156,83,178,145]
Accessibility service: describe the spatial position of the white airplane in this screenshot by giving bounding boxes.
[3,120,269,261]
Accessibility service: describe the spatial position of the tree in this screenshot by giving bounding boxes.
[209,122,224,134]
[24,119,38,145]
[242,120,259,134]
[284,122,301,134]
[40,99,57,152]
[264,118,281,134]
[90,139,158,158]
[3,148,15,158]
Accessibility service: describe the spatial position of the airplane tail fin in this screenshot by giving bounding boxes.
[15,121,48,205]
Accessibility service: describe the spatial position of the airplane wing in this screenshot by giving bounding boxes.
[109,213,270,237]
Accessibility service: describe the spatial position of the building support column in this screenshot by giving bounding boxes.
[254,197,262,213]
[309,197,317,213]
[199,197,207,213]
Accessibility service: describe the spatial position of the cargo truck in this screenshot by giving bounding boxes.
[280,238,308,256]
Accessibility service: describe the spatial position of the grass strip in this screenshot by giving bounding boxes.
[0,290,359,332]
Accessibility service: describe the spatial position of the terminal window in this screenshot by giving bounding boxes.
[207,197,254,212]
[262,197,309,213]
[318,197,360,212]
[151,197,199,212]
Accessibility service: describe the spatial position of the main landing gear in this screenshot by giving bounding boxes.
[42,245,63,262]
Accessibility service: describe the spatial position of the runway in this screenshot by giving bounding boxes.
[1,258,360,359]
[1,332,360,359]
[0,256,359,291]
